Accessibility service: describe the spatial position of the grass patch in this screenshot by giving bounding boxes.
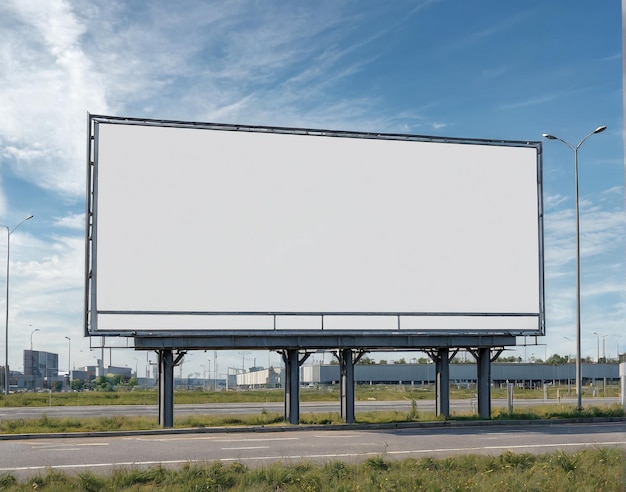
[0,384,621,408]
[0,404,621,435]
[0,448,621,490]
[0,412,290,434]
[492,403,625,421]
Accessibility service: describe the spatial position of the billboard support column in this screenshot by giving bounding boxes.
[477,347,491,419]
[284,350,300,424]
[435,348,450,418]
[340,349,355,423]
[158,350,175,428]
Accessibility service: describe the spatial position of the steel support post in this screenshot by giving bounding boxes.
[158,349,175,428]
[284,349,300,424]
[340,348,355,423]
[477,347,491,419]
[435,348,450,418]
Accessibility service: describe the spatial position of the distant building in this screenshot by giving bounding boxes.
[236,367,283,389]
[22,350,59,390]
[300,363,620,389]
[104,366,133,378]
[24,350,58,378]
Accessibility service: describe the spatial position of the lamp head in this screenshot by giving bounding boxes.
[542,133,557,140]
[593,126,607,134]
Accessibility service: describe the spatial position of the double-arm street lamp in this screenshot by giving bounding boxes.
[542,126,606,411]
[2,215,34,395]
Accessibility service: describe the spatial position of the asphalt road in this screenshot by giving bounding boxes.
[0,397,620,420]
[0,421,623,479]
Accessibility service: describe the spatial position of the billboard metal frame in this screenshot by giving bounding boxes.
[85,114,545,342]
[86,114,544,426]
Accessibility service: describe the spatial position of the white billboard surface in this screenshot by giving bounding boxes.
[87,117,543,335]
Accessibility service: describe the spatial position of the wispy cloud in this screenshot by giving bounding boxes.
[440,8,536,54]
[498,93,561,111]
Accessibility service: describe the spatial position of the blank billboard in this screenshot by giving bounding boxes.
[86,116,544,335]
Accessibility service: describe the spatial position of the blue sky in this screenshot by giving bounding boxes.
[0,0,623,377]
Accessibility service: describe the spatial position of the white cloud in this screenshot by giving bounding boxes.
[0,1,109,198]
[53,213,85,231]
[542,183,625,358]
[2,231,85,371]
[544,193,568,210]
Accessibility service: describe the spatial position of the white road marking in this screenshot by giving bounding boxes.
[314,434,361,438]
[30,442,110,449]
[127,436,298,443]
[221,446,270,450]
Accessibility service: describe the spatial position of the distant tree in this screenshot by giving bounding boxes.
[70,379,84,391]
[357,357,376,365]
[417,357,430,364]
[109,374,122,385]
[495,355,520,363]
[93,375,115,391]
[95,381,113,392]
[545,354,568,365]
[394,358,406,365]
[378,359,388,365]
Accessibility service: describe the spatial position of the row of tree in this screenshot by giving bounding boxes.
[70,375,138,392]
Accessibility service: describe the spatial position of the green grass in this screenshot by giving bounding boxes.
[0,383,620,407]
[491,403,626,420]
[0,448,622,490]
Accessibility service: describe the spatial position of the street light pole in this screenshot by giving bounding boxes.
[593,332,600,363]
[2,215,34,395]
[543,126,606,411]
[65,336,71,383]
[238,351,250,372]
[30,327,39,351]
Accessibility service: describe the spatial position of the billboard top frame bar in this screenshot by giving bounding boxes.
[89,113,542,150]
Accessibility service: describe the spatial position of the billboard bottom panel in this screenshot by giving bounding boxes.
[93,312,540,335]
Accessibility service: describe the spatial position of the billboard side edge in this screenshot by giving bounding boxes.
[537,142,546,335]
[85,114,99,335]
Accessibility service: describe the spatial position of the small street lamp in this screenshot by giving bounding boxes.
[2,215,34,395]
[30,327,39,351]
[65,337,71,384]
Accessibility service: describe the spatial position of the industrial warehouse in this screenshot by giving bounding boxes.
[235,361,620,392]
